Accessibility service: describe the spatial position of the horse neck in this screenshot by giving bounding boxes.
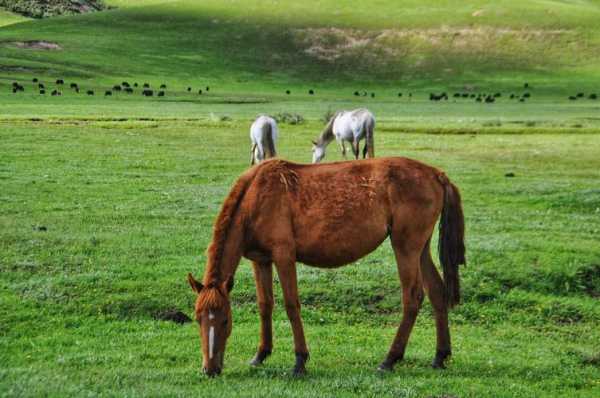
[317,115,336,147]
[202,218,244,286]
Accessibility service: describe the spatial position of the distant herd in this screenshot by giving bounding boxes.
[6,79,599,103]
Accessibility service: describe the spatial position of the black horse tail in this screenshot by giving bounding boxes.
[437,174,466,308]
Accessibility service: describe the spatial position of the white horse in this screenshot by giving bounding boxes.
[311,108,375,163]
[250,115,278,165]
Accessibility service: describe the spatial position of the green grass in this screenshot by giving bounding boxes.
[1,117,599,397]
[0,9,28,27]
[1,1,600,396]
[2,0,600,90]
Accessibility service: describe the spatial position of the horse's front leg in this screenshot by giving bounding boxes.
[250,261,274,366]
[273,250,309,375]
[338,140,347,159]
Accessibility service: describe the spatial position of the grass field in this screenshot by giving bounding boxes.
[1,1,600,397]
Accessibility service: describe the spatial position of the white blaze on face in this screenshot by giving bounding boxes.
[208,311,215,359]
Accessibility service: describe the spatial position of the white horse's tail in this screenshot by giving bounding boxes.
[264,121,277,158]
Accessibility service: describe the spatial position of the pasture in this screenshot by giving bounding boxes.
[1,0,600,397]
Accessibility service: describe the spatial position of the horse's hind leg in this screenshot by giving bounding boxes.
[379,240,424,371]
[420,240,452,368]
[250,260,274,366]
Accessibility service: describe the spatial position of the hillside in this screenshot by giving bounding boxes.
[1,0,600,91]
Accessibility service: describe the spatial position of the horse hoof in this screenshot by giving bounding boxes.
[432,349,451,369]
[292,366,306,377]
[249,349,271,366]
[377,361,394,372]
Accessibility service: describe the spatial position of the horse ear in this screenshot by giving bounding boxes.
[187,273,203,293]
[311,140,318,146]
[223,275,234,293]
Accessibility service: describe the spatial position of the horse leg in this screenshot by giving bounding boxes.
[249,260,274,366]
[250,143,257,165]
[339,141,347,159]
[273,251,309,375]
[420,240,452,368]
[379,243,424,371]
[351,139,360,159]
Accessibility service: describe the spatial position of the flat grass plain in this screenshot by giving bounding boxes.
[1,1,600,397]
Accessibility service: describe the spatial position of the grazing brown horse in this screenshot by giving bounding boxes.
[188,157,465,376]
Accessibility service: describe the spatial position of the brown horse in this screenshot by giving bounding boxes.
[188,157,465,376]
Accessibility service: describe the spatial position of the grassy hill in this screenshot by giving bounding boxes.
[1,0,600,91]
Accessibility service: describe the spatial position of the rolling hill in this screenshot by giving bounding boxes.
[1,0,600,92]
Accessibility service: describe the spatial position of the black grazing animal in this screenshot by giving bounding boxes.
[56,79,64,85]
[143,83,150,88]
[494,93,501,98]
[523,93,531,98]
[122,82,130,87]
[158,90,165,97]
[198,89,203,95]
[206,86,210,91]
[453,93,460,98]
[371,92,375,98]
[308,89,314,95]
[105,90,112,96]
[286,90,291,95]
[75,88,80,93]
[51,89,61,96]
[87,90,94,95]
[124,87,133,93]
[461,93,469,98]
[160,84,167,89]
[32,77,38,83]
[590,93,598,100]
[519,98,526,102]
[485,96,495,103]
[38,83,45,89]
[569,96,577,100]
[113,85,122,91]
[510,94,516,99]
[476,96,482,102]
[576,93,584,98]
[354,91,360,96]
[187,87,192,92]
[39,89,45,95]
[397,92,402,97]
[143,89,154,96]
[134,83,139,87]
[70,83,78,89]
[524,83,529,88]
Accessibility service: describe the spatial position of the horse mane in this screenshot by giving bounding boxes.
[203,167,256,284]
[197,286,228,311]
[316,112,337,145]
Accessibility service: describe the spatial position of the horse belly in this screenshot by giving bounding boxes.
[294,214,389,268]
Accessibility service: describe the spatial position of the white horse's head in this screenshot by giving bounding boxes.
[311,141,325,163]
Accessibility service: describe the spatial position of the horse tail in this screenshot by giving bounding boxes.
[264,121,277,159]
[437,173,466,308]
[366,117,375,158]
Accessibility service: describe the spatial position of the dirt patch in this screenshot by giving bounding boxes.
[154,309,192,324]
[292,26,575,65]
[12,40,62,50]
